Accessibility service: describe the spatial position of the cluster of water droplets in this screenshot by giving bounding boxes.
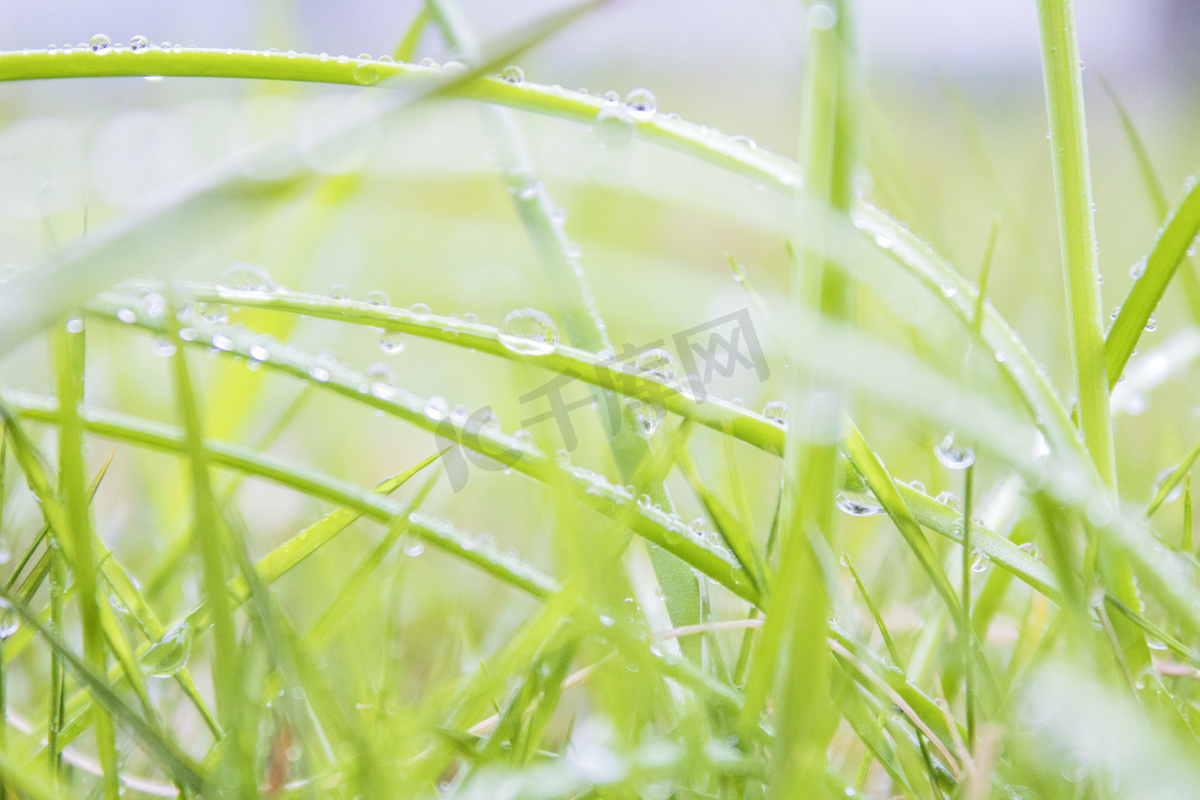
[594,88,657,149]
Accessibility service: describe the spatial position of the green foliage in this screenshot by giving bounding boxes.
[0,2,1197,799]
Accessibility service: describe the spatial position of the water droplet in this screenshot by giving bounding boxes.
[129,35,149,52]
[969,549,991,573]
[65,317,84,334]
[1111,305,1122,320]
[1017,542,1042,561]
[89,34,111,54]
[498,308,559,355]
[499,65,524,84]
[353,58,380,86]
[627,398,663,436]
[908,480,926,493]
[1154,468,1183,504]
[379,330,404,354]
[1145,317,1157,332]
[142,622,192,677]
[689,518,706,535]
[403,540,425,557]
[329,284,350,301]
[625,88,657,121]
[199,302,228,325]
[763,401,788,426]
[513,429,535,448]
[365,289,389,306]
[835,491,883,517]
[218,263,277,294]
[935,490,961,510]
[423,396,449,421]
[809,3,838,30]
[595,105,635,149]
[636,348,676,381]
[409,302,431,318]
[150,338,177,357]
[443,60,467,75]
[211,334,234,352]
[935,433,975,470]
[116,308,137,324]
[1129,258,1146,280]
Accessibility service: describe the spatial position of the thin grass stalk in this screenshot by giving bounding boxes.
[1035,0,1148,673]
[52,322,119,799]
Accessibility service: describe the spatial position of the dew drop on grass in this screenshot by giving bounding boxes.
[116,307,137,324]
[595,105,635,149]
[625,88,657,121]
[353,58,380,86]
[969,549,991,572]
[218,263,278,294]
[403,540,425,557]
[409,302,431,318]
[330,284,350,300]
[935,433,975,469]
[499,308,559,355]
[129,35,149,52]
[423,396,449,421]
[65,317,84,334]
[636,348,676,381]
[142,622,192,677]
[150,338,177,357]
[1145,317,1157,332]
[365,289,389,306]
[835,491,883,517]
[499,65,524,84]
[763,400,788,425]
[89,34,111,54]
[809,3,838,30]
[1154,468,1183,503]
[689,518,706,535]
[513,429,535,448]
[1130,258,1146,280]
[936,490,961,510]
[627,398,663,436]
[1018,542,1042,561]
[379,330,404,354]
[199,302,228,324]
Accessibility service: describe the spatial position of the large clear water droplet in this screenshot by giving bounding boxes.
[935,433,975,470]
[1017,541,1042,561]
[763,401,788,426]
[809,3,838,29]
[595,105,635,149]
[330,284,350,301]
[625,88,657,121]
[969,549,991,573]
[199,302,229,325]
[353,58,380,86]
[499,308,559,355]
[636,348,676,381]
[89,34,111,54]
[835,491,883,517]
[365,289,389,306]
[628,398,663,436]
[379,330,404,354]
[129,35,149,52]
[142,622,192,677]
[499,65,524,84]
[218,263,278,294]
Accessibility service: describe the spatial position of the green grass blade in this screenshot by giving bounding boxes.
[1106,177,1200,387]
[1146,437,1200,517]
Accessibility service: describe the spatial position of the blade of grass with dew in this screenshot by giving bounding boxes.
[842,419,962,616]
[675,450,768,595]
[1184,473,1194,553]
[89,291,1061,601]
[36,453,448,763]
[1106,176,1200,387]
[163,298,254,797]
[753,4,860,794]
[1099,74,1200,324]
[0,586,206,792]
[1147,437,1200,517]
[1036,0,1148,671]
[426,0,703,659]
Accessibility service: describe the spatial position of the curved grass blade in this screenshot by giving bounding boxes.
[1106,177,1200,388]
[1146,437,1200,517]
